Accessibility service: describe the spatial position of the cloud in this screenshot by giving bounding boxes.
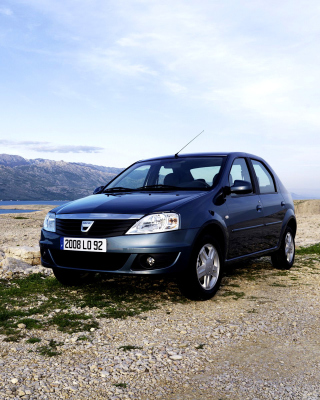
[78,48,158,77]
[38,145,104,153]
[0,140,50,145]
[0,7,13,16]
[14,0,319,132]
[0,140,104,153]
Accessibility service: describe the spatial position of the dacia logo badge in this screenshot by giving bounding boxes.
[81,221,94,232]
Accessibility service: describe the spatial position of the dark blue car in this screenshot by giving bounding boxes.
[40,152,296,300]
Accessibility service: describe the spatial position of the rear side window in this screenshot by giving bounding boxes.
[251,160,276,194]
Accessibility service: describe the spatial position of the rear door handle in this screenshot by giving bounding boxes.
[256,205,262,212]
[281,201,285,206]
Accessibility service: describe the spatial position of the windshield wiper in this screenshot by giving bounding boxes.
[136,184,180,190]
[103,187,136,192]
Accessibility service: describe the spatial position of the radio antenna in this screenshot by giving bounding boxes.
[175,130,204,157]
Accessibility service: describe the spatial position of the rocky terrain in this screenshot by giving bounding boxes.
[0,200,319,399]
[0,154,123,201]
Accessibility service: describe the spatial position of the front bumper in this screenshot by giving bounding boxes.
[39,228,198,275]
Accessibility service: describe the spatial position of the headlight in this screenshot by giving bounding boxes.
[43,212,56,232]
[126,213,180,235]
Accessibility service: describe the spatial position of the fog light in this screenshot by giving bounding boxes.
[147,257,155,267]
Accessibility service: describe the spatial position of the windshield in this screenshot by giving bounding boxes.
[105,157,225,191]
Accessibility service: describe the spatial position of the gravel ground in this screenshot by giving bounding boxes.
[0,203,320,399]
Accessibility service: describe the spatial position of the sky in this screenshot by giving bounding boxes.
[0,0,319,197]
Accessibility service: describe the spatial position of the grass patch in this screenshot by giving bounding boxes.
[296,243,320,255]
[272,271,289,276]
[17,318,43,329]
[118,345,142,352]
[4,332,24,342]
[26,337,41,344]
[77,335,89,341]
[220,290,245,300]
[114,383,127,388]
[50,313,99,333]
[269,283,287,287]
[37,339,62,357]
[224,259,273,282]
[13,216,29,219]
[0,273,185,341]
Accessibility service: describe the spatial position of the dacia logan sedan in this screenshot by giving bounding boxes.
[40,152,296,300]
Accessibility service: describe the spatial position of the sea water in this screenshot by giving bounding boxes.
[0,200,70,215]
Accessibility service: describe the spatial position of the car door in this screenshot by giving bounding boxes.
[250,159,286,249]
[225,157,266,259]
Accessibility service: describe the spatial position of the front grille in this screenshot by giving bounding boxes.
[56,219,136,238]
[50,249,130,271]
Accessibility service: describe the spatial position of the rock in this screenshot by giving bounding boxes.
[0,257,32,271]
[3,246,41,265]
[18,323,26,329]
[11,378,18,384]
[169,355,182,361]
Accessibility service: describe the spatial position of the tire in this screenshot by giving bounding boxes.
[271,227,295,270]
[178,235,224,300]
[52,267,95,286]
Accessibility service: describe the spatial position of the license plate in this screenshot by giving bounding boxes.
[60,237,107,252]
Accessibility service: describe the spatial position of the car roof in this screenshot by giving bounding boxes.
[138,152,264,163]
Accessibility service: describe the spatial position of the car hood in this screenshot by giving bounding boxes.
[53,191,207,216]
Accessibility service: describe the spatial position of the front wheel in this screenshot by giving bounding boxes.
[178,235,223,300]
[271,227,295,270]
[52,267,95,286]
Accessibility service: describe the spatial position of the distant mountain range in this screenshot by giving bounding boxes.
[0,154,123,201]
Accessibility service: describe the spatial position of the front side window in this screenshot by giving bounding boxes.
[190,166,221,186]
[106,157,225,191]
[229,158,253,189]
[251,160,276,194]
[157,166,173,185]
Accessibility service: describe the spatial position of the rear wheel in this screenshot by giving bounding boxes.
[271,227,295,270]
[52,267,95,286]
[178,235,223,300]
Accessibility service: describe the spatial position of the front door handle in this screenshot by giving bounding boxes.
[281,201,285,206]
[256,205,262,212]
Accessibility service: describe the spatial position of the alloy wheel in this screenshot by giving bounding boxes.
[196,243,220,290]
[285,232,294,263]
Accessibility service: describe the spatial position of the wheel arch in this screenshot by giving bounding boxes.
[286,217,297,238]
[277,210,297,249]
[193,221,228,261]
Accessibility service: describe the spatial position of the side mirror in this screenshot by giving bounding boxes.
[93,185,104,195]
[230,180,252,195]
